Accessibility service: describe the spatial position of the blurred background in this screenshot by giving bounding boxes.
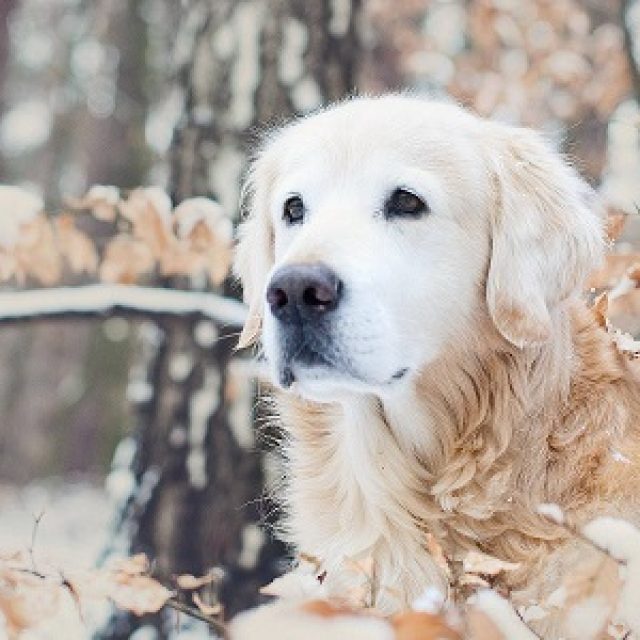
[0,0,639,637]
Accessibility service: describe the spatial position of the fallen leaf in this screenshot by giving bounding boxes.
[67,185,120,221]
[55,214,98,274]
[393,610,461,640]
[193,591,222,616]
[100,235,155,284]
[461,551,520,577]
[466,607,505,640]
[177,572,216,590]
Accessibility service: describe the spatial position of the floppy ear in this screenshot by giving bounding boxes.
[486,125,604,348]
[233,153,276,349]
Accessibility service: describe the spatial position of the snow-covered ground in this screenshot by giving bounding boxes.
[0,479,214,639]
[0,479,111,570]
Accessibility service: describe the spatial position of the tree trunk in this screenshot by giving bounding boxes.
[100,1,364,637]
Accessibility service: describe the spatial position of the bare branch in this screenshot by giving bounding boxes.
[165,597,228,638]
[0,284,247,328]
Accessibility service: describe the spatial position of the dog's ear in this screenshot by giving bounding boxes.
[233,153,276,349]
[486,125,604,348]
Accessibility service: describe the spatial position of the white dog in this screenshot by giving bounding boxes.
[234,95,640,637]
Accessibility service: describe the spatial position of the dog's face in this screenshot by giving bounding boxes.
[235,96,603,402]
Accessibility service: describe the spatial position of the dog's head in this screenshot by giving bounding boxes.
[234,95,603,402]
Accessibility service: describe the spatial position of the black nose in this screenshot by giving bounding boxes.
[266,263,342,321]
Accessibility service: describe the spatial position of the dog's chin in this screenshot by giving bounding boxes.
[272,358,411,403]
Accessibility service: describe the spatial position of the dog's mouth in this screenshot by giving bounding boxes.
[278,343,332,387]
[277,339,410,391]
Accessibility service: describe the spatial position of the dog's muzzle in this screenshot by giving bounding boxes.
[266,263,343,386]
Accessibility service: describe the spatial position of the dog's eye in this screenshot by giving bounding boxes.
[283,195,305,225]
[385,188,429,219]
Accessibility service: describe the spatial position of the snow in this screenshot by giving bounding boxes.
[0,284,247,328]
[229,1,263,130]
[412,586,446,613]
[0,101,52,155]
[229,602,395,640]
[0,185,44,247]
[565,595,613,640]
[173,197,231,241]
[582,517,640,634]
[470,590,540,639]
[187,367,220,489]
[194,320,218,347]
[0,481,110,570]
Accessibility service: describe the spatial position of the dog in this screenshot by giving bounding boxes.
[233,94,640,636]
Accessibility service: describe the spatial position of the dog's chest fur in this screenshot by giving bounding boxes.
[274,306,640,614]
[280,394,447,611]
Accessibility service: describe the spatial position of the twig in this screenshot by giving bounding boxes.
[165,597,228,638]
[28,511,45,573]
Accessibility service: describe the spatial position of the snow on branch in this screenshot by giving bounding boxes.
[0,284,247,327]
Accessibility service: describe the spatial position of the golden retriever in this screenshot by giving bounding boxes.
[233,94,640,637]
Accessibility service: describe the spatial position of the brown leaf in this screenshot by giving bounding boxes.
[563,555,621,639]
[0,250,18,282]
[605,212,627,243]
[55,214,98,274]
[588,254,640,290]
[13,216,62,285]
[300,599,358,618]
[393,611,461,640]
[176,573,216,590]
[236,313,262,350]
[192,591,222,617]
[66,185,120,221]
[112,553,150,576]
[608,290,640,336]
[109,573,173,616]
[100,235,155,284]
[119,188,174,259]
[461,550,520,577]
[592,292,609,329]
[466,607,505,640]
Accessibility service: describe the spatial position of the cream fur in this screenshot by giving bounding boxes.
[234,95,640,637]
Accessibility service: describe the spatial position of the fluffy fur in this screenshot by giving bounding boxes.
[234,95,640,636]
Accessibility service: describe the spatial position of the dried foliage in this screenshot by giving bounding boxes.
[0,548,230,638]
[367,0,630,128]
[0,185,233,289]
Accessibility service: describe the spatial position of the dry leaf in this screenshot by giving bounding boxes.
[55,214,98,274]
[236,313,262,350]
[100,235,155,284]
[393,611,462,640]
[67,185,120,221]
[176,572,216,590]
[260,570,321,599]
[608,290,640,336]
[461,551,520,577]
[13,216,62,285]
[111,553,150,576]
[193,591,222,616]
[605,212,627,243]
[466,607,505,640]
[109,573,173,616]
[300,599,358,618]
[592,292,609,328]
[588,254,640,289]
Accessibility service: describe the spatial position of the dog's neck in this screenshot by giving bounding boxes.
[276,300,636,600]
